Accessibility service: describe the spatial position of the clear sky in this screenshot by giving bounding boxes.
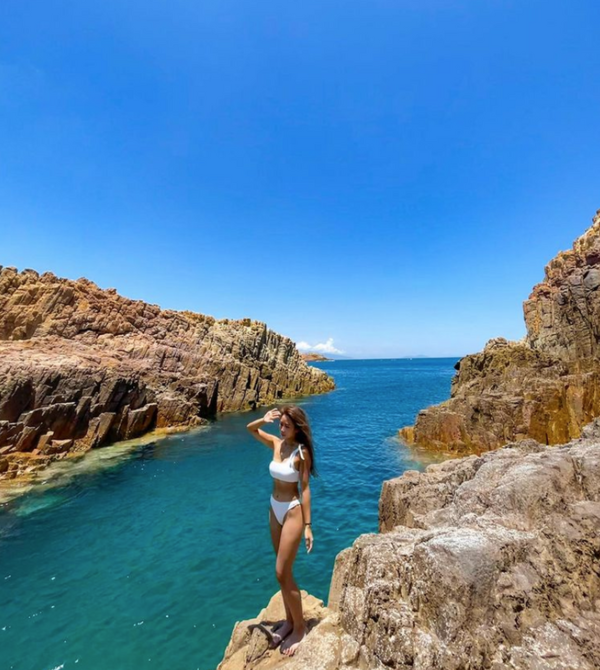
[1,1,599,358]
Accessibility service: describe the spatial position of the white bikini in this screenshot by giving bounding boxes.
[269,444,305,525]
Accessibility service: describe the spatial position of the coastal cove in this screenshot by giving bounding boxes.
[0,358,456,670]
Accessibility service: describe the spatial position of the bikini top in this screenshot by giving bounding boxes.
[269,444,305,483]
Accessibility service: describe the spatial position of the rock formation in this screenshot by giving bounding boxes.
[400,209,600,453]
[219,423,600,669]
[0,267,334,481]
[217,591,331,670]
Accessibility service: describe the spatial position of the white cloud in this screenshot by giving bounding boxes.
[296,338,344,354]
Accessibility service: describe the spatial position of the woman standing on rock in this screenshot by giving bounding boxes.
[247,405,315,656]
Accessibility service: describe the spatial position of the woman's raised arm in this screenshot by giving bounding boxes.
[247,408,281,449]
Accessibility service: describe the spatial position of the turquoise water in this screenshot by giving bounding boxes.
[0,358,458,670]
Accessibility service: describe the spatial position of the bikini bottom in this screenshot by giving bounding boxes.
[270,495,301,526]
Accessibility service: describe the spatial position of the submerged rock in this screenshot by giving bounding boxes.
[0,267,334,482]
[400,209,600,454]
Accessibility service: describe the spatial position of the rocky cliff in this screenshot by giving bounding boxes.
[218,424,600,669]
[0,267,334,481]
[400,209,600,454]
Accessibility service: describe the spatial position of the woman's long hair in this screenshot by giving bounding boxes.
[280,405,318,477]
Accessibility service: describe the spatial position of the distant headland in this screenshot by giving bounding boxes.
[300,353,333,362]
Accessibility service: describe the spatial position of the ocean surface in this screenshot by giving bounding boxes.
[0,358,459,670]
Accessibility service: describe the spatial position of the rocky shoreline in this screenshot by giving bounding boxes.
[400,210,600,454]
[0,267,334,484]
[218,421,600,669]
[216,210,600,669]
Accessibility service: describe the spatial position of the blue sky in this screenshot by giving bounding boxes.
[1,0,599,358]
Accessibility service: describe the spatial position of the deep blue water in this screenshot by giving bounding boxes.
[0,358,458,670]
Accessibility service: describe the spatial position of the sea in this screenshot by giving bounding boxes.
[0,357,459,670]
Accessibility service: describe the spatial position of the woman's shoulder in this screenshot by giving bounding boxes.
[297,444,311,466]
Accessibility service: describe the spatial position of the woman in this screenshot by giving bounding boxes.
[247,405,315,656]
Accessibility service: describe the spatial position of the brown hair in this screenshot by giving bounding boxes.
[280,405,318,477]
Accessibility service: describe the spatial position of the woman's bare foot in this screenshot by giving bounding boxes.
[271,620,293,647]
[280,628,306,656]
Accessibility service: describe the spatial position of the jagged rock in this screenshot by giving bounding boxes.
[336,432,600,669]
[47,439,74,455]
[217,591,332,670]
[400,209,600,453]
[219,429,600,669]
[0,267,334,482]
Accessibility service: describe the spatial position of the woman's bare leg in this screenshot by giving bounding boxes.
[275,505,305,656]
[269,508,293,640]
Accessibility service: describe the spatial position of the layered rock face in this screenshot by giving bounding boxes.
[0,267,334,480]
[219,426,600,669]
[400,209,600,453]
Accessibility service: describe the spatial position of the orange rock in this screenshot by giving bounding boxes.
[0,267,335,481]
[400,209,600,454]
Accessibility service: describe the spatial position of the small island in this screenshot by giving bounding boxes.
[300,353,332,362]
